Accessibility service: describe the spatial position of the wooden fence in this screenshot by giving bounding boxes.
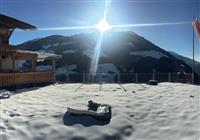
[0,71,54,88]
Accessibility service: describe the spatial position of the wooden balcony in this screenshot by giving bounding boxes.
[0,71,55,88]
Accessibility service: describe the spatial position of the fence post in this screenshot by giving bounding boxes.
[100,73,102,84]
[66,74,69,83]
[118,73,120,83]
[152,69,156,80]
[135,73,138,83]
[168,72,171,82]
[83,73,85,83]
[192,73,194,84]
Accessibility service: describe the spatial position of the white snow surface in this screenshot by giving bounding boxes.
[130,50,168,59]
[38,49,55,54]
[42,44,51,50]
[42,43,59,50]
[62,50,77,54]
[0,83,199,140]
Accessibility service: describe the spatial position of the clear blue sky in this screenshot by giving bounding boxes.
[0,0,199,59]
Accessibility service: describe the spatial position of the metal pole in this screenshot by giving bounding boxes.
[192,18,195,84]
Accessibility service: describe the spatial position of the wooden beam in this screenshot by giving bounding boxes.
[0,28,10,45]
[52,59,55,72]
[15,54,37,61]
[0,57,1,72]
[12,54,15,72]
[32,60,36,72]
[8,29,14,41]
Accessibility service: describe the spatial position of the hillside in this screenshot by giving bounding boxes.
[169,51,200,75]
[16,31,193,78]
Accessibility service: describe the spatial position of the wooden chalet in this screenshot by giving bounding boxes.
[0,14,61,88]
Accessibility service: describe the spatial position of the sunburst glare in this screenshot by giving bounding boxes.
[95,19,112,33]
[32,0,190,80]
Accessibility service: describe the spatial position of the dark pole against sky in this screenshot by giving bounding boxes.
[0,0,199,60]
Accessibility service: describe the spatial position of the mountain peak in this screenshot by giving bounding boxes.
[17,31,195,74]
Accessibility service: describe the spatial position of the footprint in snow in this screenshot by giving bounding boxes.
[9,113,20,117]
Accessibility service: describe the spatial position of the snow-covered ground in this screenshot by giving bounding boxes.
[0,83,199,140]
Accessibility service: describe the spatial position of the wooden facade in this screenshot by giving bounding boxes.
[0,14,60,88]
[0,71,55,87]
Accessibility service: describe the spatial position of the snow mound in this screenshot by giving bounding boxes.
[0,90,12,99]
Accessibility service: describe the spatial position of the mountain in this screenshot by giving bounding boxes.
[169,51,200,75]
[16,31,196,82]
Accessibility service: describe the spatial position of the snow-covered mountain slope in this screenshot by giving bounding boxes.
[169,51,200,75]
[130,50,168,59]
[16,31,193,75]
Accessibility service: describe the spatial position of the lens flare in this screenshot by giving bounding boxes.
[95,19,112,33]
[111,21,190,28]
[89,32,104,81]
[89,0,112,81]
[37,25,95,31]
[27,0,190,79]
[35,21,189,31]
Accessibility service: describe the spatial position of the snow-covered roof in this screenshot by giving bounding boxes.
[36,52,61,59]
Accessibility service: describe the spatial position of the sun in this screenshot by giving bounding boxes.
[95,19,112,33]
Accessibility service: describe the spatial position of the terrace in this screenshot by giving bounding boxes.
[0,14,61,88]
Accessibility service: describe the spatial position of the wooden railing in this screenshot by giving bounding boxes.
[0,71,55,88]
